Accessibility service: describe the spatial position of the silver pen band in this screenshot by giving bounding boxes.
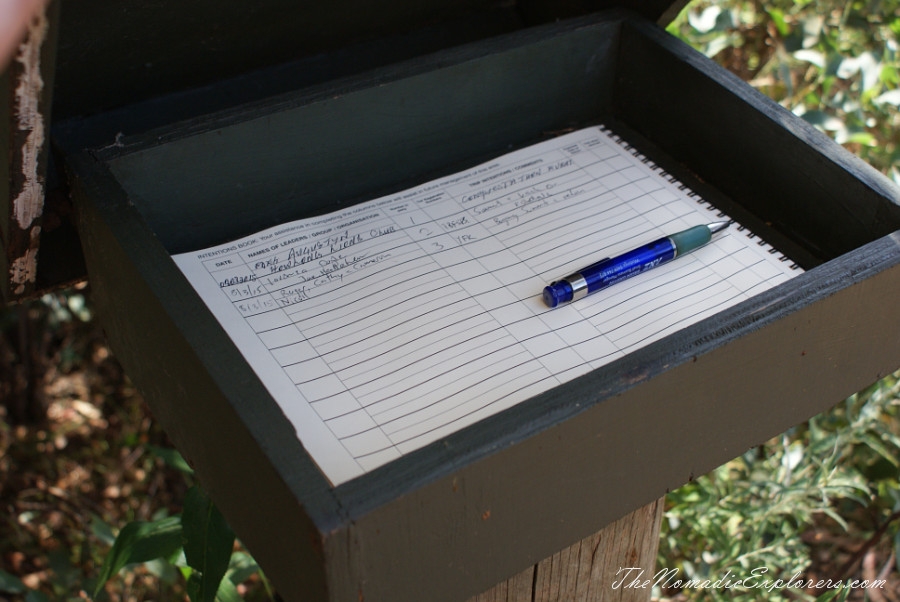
[668,236,678,259]
[568,273,588,301]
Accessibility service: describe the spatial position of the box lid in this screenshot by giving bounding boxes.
[1,0,688,301]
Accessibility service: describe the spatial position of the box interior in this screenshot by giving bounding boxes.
[97,16,900,274]
[101,17,614,255]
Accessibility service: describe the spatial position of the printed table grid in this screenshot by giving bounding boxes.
[174,126,802,485]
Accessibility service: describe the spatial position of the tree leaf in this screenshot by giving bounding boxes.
[24,591,49,602]
[0,570,26,594]
[182,486,236,602]
[767,8,789,36]
[875,89,900,106]
[689,5,721,33]
[146,444,195,475]
[187,571,202,602]
[794,49,826,69]
[225,551,261,586]
[215,576,243,602]
[93,515,183,598]
[814,585,851,602]
[800,15,823,49]
[90,514,118,546]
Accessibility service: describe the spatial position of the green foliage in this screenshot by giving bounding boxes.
[814,586,853,602]
[89,436,264,601]
[0,570,27,595]
[659,374,900,600]
[93,515,183,596]
[147,442,196,475]
[183,486,237,602]
[93,484,264,602]
[668,0,900,180]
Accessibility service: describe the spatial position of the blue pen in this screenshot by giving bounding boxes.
[542,221,732,308]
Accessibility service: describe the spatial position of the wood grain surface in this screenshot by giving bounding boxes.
[470,499,665,602]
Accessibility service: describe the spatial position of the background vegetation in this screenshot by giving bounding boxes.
[659,0,900,600]
[3,0,900,600]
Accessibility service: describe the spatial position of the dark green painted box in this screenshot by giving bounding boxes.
[21,1,900,600]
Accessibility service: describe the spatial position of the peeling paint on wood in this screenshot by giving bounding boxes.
[8,8,49,297]
[10,244,39,293]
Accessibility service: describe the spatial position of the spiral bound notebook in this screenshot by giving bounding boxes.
[173,125,802,485]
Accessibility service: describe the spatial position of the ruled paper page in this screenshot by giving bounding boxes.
[172,126,801,485]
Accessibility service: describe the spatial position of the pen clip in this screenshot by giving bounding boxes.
[583,257,611,272]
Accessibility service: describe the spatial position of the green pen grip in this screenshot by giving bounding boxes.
[670,224,713,256]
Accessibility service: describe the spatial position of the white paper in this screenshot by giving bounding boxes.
[173,126,802,485]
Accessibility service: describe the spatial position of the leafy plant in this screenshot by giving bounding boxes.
[668,0,900,178]
[658,375,900,600]
[92,448,272,602]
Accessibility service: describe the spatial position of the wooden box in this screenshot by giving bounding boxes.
[23,1,900,600]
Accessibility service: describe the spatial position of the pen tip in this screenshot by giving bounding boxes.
[708,220,732,235]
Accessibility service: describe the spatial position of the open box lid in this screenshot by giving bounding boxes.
[1,0,690,302]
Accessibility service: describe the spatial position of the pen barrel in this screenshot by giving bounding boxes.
[542,223,729,307]
[579,237,676,294]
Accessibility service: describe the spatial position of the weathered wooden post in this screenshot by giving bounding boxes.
[471,499,665,602]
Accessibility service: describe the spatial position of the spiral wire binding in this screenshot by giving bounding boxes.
[597,124,800,271]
